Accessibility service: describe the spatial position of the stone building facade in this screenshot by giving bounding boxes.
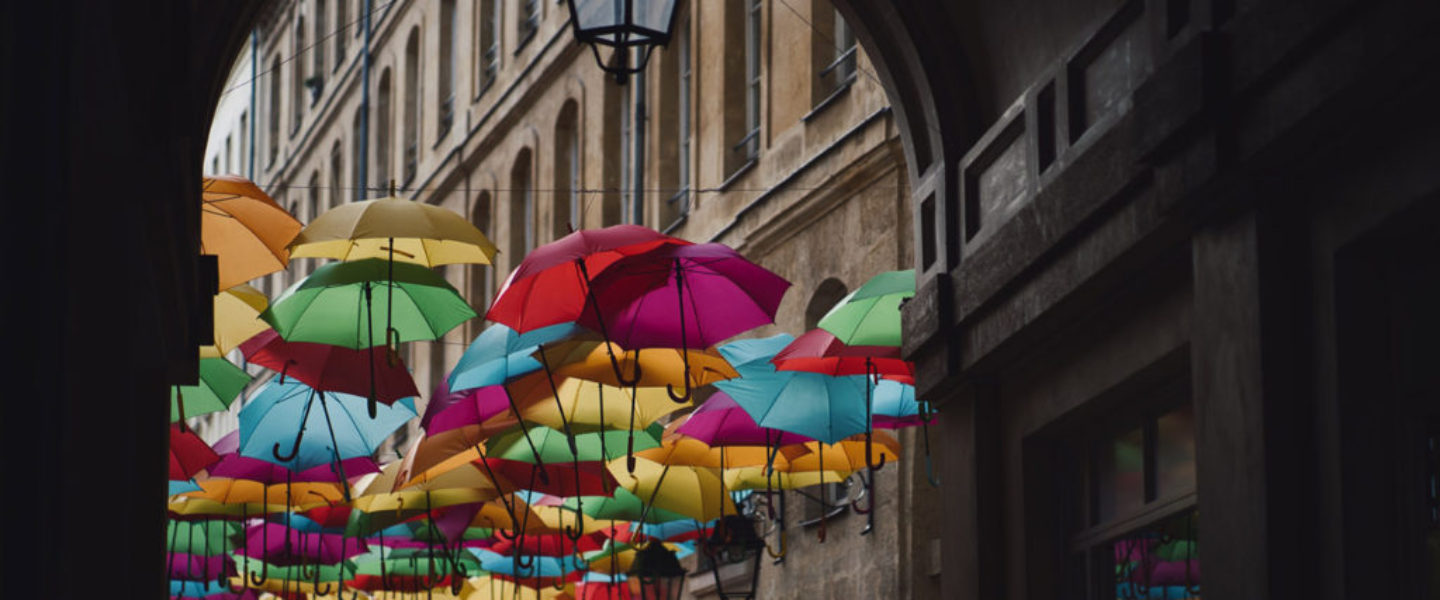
[201,0,940,597]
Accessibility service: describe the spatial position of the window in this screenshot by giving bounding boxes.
[376,69,393,190]
[469,191,494,314]
[292,17,306,134]
[798,278,853,525]
[743,0,762,160]
[811,2,855,107]
[1065,400,1200,599]
[600,75,623,227]
[329,142,343,209]
[509,149,534,266]
[722,0,760,176]
[224,135,233,174]
[351,109,364,201]
[212,156,220,176]
[438,0,457,137]
[238,112,248,177]
[314,1,327,82]
[402,28,420,185]
[307,170,321,223]
[658,15,691,228]
[553,100,579,238]
[334,0,348,72]
[268,57,281,164]
[476,0,500,94]
[626,70,646,225]
[517,0,540,47]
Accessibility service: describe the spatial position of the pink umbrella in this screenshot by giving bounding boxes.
[676,392,812,447]
[238,522,369,566]
[579,243,791,401]
[165,552,236,581]
[421,380,512,435]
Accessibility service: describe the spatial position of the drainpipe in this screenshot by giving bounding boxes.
[248,29,258,179]
[358,0,372,199]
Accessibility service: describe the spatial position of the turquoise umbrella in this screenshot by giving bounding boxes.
[712,367,870,445]
[448,322,582,392]
[238,379,416,474]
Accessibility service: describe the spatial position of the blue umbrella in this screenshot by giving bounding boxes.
[168,479,203,495]
[716,333,794,371]
[449,322,581,391]
[238,380,416,474]
[167,579,233,598]
[712,368,869,445]
[469,548,586,578]
[872,379,919,422]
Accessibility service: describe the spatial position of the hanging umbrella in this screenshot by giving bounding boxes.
[469,548,587,580]
[578,242,791,401]
[237,521,370,566]
[171,357,251,432]
[166,520,242,556]
[481,426,631,497]
[771,328,913,382]
[871,379,932,429]
[261,258,476,350]
[716,333,795,371]
[816,269,914,348]
[170,423,221,481]
[239,380,415,471]
[633,434,783,470]
[287,195,498,266]
[562,488,691,525]
[506,376,691,433]
[200,283,270,358]
[542,341,738,390]
[606,457,736,523]
[778,432,902,473]
[674,392,811,447]
[722,466,851,491]
[448,322,583,392]
[180,478,346,510]
[239,328,419,404]
[423,382,514,435]
[207,454,379,485]
[201,175,303,291]
[712,369,870,445]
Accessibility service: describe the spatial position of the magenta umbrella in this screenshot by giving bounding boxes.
[676,391,812,447]
[579,243,790,401]
[166,552,235,581]
[421,379,512,435]
[238,522,369,566]
[207,454,380,483]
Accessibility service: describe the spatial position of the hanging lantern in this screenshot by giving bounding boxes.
[701,515,766,600]
[563,0,680,83]
[627,542,687,600]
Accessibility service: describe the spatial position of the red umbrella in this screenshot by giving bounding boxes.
[474,457,618,498]
[489,531,607,557]
[239,329,419,404]
[486,225,688,335]
[771,328,914,381]
[169,424,220,481]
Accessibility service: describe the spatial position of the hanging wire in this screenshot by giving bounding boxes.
[218,0,401,100]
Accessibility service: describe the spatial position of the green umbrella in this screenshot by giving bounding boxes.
[562,487,691,524]
[170,357,251,427]
[817,269,915,347]
[488,424,664,463]
[261,258,476,350]
[165,519,241,556]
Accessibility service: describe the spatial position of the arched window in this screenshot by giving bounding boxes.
[329,141,343,209]
[553,100,579,237]
[292,16,306,135]
[402,28,421,185]
[468,190,494,315]
[268,56,281,164]
[806,278,849,330]
[376,68,393,189]
[518,0,540,46]
[509,149,534,267]
[438,0,456,136]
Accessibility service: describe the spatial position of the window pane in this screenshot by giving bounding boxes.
[1156,404,1197,499]
[1108,509,1201,599]
[1095,426,1145,524]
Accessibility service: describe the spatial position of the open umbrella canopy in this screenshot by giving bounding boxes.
[469,548,587,579]
[239,329,419,403]
[545,341,738,389]
[287,195,498,266]
[507,376,691,431]
[716,333,795,371]
[171,357,251,424]
[633,434,781,469]
[562,487,690,525]
[771,327,913,381]
[261,258,476,349]
[238,380,417,472]
[871,378,932,428]
[201,175,303,291]
[166,520,242,556]
[606,457,736,522]
[207,454,380,484]
[180,478,347,508]
[578,243,791,350]
[779,431,902,472]
[448,322,583,392]
[201,283,270,358]
[712,368,871,445]
[486,225,688,333]
[817,269,915,347]
[170,424,220,481]
[237,521,370,565]
[723,466,852,491]
[423,383,513,435]
[674,391,812,447]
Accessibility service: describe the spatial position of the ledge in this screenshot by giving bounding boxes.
[801,76,855,123]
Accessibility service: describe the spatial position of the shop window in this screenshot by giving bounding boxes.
[1066,400,1200,600]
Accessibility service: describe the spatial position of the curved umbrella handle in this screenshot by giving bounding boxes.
[609,351,643,388]
[866,447,888,472]
[314,581,333,595]
[385,327,402,368]
[665,377,692,404]
[247,563,268,586]
[515,551,536,570]
[765,527,788,559]
[497,526,520,541]
[272,427,305,462]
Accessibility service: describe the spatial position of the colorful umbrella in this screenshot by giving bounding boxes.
[171,357,251,431]
[200,283,270,358]
[201,175,303,291]
[712,369,870,445]
[239,328,419,404]
[816,269,914,347]
[771,327,913,382]
[287,195,498,266]
[674,391,811,447]
[238,380,416,478]
[170,423,221,481]
[448,322,583,392]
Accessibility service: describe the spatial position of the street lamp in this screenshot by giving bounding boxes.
[627,542,687,600]
[563,0,679,83]
[702,515,766,600]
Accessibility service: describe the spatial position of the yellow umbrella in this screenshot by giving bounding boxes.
[723,466,852,491]
[202,175,303,290]
[465,576,566,600]
[200,283,269,358]
[288,196,498,266]
[180,478,346,509]
[166,496,293,517]
[634,434,775,469]
[779,431,902,473]
[469,495,562,536]
[607,456,735,522]
[543,341,738,389]
[507,376,691,431]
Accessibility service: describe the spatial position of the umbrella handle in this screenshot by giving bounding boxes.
[921,402,941,488]
[765,527,788,559]
[314,581,333,595]
[272,427,305,462]
[174,386,189,433]
[515,551,535,570]
[279,360,294,385]
[865,447,887,472]
[665,378,692,404]
[385,327,402,368]
[247,563,268,586]
[608,350,643,388]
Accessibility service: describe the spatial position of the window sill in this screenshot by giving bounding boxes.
[718,159,757,191]
[474,79,494,101]
[514,29,537,56]
[433,121,453,149]
[802,76,855,123]
[661,212,688,235]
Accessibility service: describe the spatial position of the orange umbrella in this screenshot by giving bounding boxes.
[201,175,303,290]
[541,341,738,390]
